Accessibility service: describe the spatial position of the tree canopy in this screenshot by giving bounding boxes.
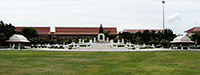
[118,29,176,47]
[0,21,16,46]
[189,33,200,45]
[18,27,38,39]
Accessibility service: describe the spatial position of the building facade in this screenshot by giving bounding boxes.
[184,27,200,36]
[123,29,163,33]
[15,26,118,41]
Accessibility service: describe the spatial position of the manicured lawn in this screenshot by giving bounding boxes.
[0,50,200,75]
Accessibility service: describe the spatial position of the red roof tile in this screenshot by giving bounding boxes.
[15,27,50,34]
[55,27,117,35]
[15,27,117,35]
[184,27,200,33]
[124,29,163,33]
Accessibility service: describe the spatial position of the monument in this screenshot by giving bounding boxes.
[98,24,105,42]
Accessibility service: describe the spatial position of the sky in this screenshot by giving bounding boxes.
[0,0,200,35]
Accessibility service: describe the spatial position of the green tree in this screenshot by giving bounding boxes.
[160,39,170,48]
[0,21,16,46]
[163,29,176,41]
[104,31,111,38]
[135,37,140,45]
[109,34,115,40]
[0,33,6,45]
[135,31,142,37]
[76,35,81,41]
[57,38,65,44]
[20,27,38,39]
[157,31,163,41]
[151,30,156,40]
[191,33,200,45]
[141,30,151,45]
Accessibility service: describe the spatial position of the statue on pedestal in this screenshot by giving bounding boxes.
[98,24,105,42]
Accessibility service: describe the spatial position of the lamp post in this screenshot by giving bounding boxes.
[162,0,165,35]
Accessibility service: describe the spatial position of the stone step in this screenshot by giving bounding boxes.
[79,43,126,50]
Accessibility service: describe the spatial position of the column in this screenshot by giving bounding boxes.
[18,43,20,49]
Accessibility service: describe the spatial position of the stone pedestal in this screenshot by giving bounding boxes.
[98,33,105,42]
[72,42,76,49]
[107,37,109,42]
[110,39,113,43]
[82,39,85,43]
[94,38,96,43]
[152,44,155,48]
[79,39,81,43]
[89,39,92,43]
[121,39,124,44]
[117,40,120,44]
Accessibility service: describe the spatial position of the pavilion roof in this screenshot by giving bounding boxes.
[170,36,194,44]
[5,34,30,42]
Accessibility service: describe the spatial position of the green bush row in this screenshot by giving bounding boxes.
[118,45,124,47]
[48,46,64,49]
[139,46,154,49]
[172,46,200,49]
[68,47,72,49]
[0,46,9,48]
[80,45,86,47]
[14,46,26,49]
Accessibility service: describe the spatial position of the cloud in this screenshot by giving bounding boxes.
[167,13,181,22]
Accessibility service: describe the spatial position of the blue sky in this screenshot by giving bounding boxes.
[0,0,200,34]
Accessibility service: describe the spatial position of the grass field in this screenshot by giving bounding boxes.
[0,50,200,75]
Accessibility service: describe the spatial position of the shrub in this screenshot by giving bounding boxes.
[132,47,135,49]
[118,45,124,47]
[146,46,154,49]
[14,46,26,49]
[49,46,54,48]
[177,46,181,49]
[57,47,64,49]
[139,47,146,49]
[190,46,198,49]
[21,46,25,49]
[80,45,86,47]
[113,38,118,43]
[182,46,188,49]
[139,46,153,49]
[155,46,162,48]
[68,47,72,49]
[59,46,63,48]
[0,46,8,48]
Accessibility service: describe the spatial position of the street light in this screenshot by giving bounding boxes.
[162,0,165,34]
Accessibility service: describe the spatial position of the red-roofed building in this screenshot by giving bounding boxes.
[15,27,51,39]
[184,27,200,36]
[123,29,163,33]
[15,26,117,40]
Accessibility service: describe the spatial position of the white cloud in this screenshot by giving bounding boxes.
[167,13,181,22]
